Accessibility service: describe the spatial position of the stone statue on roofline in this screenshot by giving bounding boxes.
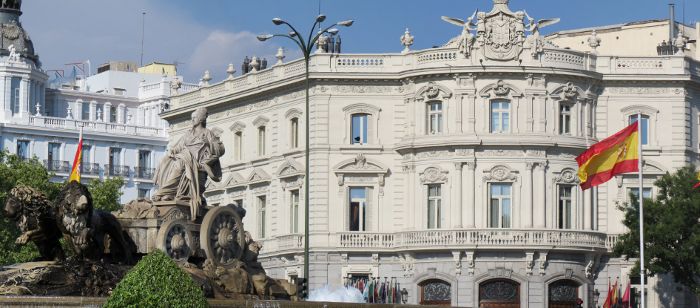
[152,107,225,219]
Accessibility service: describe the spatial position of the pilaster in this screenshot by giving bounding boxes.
[464,161,476,228]
[452,162,463,229]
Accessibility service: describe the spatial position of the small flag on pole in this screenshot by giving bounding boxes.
[577,122,639,190]
[68,127,83,183]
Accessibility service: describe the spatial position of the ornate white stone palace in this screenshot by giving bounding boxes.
[162,0,700,306]
[0,3,197,203]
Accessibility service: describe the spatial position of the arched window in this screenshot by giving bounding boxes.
[548,280,580,308]
[479,279,520,308]
[420,279,451,306]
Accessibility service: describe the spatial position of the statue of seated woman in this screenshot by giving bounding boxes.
[152,107,224,219]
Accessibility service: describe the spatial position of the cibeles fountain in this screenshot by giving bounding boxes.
[0,107,297,300]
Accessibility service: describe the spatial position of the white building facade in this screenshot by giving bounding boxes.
[162,1,700,307]
[0,3,196,203]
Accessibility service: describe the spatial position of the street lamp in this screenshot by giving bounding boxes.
[258,15,353,299]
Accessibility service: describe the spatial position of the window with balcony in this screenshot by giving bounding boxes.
[257,126,266,156]
[290,189,300,233]
[290,117,299,149]
[490,100,510,133]
[108,147,122,175]
[351,114,368,144]
[137,150,152,178]
[558,185,573,229]
[81,102,90,120]
[349,187,368,231]
[257,195,267,238]
[628,114,650,145]
[11,77,20,115]
[47,142,61,171]
[559,104,572,135]
[109,106,117,123]
[427,102,443,135]
[16,140,29,160]
[489,183,512,228]
[427,184,443,229]
[81,145,93,174]
[234,131,243,160]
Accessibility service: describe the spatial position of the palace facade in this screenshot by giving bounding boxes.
[162,0,700,306]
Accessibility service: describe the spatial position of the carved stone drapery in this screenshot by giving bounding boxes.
[553,168,579,185]
[420,166,449,184]
[414,82,453,102]
[479,80,523,99]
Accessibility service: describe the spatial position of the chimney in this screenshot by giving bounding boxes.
[669,3,676,43]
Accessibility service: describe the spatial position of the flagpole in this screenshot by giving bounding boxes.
[637,113,645,308]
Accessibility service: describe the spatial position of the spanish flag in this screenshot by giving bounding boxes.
[68,127,83,183]
[693,171,700,189]
[577,122,639,190]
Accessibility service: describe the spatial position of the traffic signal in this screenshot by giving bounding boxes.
[295,277,308,299]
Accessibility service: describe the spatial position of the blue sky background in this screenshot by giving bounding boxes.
[22,0,700,82]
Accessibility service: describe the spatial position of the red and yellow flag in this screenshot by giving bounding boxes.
[693,171,700,189]
[577,122,639,190]
[68,128,83,183]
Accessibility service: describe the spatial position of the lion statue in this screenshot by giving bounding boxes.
[3,185,65,261]
[55,181,135,264]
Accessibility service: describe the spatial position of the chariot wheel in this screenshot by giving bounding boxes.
[156,218,193,262]
[200,205,246,266]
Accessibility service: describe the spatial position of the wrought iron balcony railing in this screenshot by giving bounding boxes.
[105,164,130,177]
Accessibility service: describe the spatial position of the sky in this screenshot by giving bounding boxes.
[21,0,700,83]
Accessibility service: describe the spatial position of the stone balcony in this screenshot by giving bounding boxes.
[27,116,165,137]
[259,229,619,257]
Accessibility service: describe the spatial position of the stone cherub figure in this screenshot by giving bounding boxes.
[441,10,477,58]
[152,107,224,219]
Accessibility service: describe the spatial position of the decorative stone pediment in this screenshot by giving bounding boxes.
[333,153,388,174]
[642,160,665,174]
[205,180,222,192]
[479,80,523,98]
[222,172,246,188]
[247,168,271,184]
[285,108,302,119]
[342,103,381,115]
[414,82,453,101]
[276,158,305,179]
[483,165,518,182]
[419,166,449,184]
[553,168,579,185]
[550,82,584,101]
[229,121,245,132]
[252,116,269,128]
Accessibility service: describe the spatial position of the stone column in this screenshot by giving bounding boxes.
[456,95,463,133]
[465,161,476,228]
[118,103,126,123]
[466,95,476,134]
[453,162,463,229]
[89,101,97,121]
[104,102,112,123]
[534,162,547,228]
[407,99,415,136]
[583,187,592,230]
[408,166,416,229]
[537,96,546,133]
[524,162,534,228]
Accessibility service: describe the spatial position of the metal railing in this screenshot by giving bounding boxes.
[105,164,130,177]
[133,167,155,179]
[44,160,69,172]
[80,163,100,175]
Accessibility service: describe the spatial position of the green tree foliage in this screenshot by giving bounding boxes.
[614,166,700,294]
[0,151,61,265]
[105,250,207,308]
[87,177,125,212]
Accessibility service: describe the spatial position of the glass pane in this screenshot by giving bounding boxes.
[361,115,368,142]
[428,200,436,229]
[491,109,499,131]
[352,115,361,143]
[350,202,360,231]
[502,199,511,228]
[437,200,442,229]
[350,187,366,199]
[490,199,499,227]
[502,111,509,132]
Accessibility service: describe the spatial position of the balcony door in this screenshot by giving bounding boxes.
[479,279,520,308]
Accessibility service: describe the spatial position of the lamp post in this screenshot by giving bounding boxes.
[257,15,353,299]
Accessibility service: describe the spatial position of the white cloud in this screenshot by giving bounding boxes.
[188,30,279,82]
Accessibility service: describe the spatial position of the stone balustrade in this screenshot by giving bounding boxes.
[259,229,611,256]
[27,115,165,137]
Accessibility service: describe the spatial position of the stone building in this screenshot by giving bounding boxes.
[162,0,700,306]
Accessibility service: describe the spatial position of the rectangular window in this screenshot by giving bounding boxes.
[349,187,367,231]
[629,115,649,145]
[290,190,300,233]
[11,77,21,115]
[138,150,151,169]
[109,147,122,166]
[628,187,652,200]
[81,102,90,120]
[559,104,571,135]
[427,184,442,229]
[109,106,117,123]
[489,183,512,228]
[16,140,29,160]
[490,101,510,133]
[234,131,243,160]
[138,188,151,199]
[290,118,299,148]
[558,185,573,229]
[427,102,443,134]
[258,126,266,156]
[81,145,92,173]
[351,114,368,144]
[47,142,61,171]
[257,196,267,238]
